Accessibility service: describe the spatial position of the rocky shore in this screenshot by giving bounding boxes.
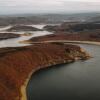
[0,43,90,100]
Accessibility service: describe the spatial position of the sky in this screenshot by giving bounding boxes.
[0,0,100,15]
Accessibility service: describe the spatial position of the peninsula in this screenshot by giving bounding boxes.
[0,42,90,100]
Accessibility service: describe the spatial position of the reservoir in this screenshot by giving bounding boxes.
[27,44,100,100]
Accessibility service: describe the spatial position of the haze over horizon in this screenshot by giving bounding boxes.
[0,0,100,15]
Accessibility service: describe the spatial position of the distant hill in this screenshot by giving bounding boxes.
[87,16,100,23]
[0,12,100,26]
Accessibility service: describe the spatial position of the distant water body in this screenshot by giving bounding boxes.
[0,24,55,48]
[27,44,100,100]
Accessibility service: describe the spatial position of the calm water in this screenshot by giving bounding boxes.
[0,31,53,48]
[27,44,100,100]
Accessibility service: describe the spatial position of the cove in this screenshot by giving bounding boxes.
[27,44,100,100]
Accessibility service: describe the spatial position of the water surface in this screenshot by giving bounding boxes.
[0,25,54,48]
[0,31,53,48]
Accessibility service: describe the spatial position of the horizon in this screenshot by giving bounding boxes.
[0,0,100,15]
[0,11,100,17]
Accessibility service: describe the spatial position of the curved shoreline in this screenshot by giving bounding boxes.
[48,40,100,45]
[19,40,100,46]
[18,40,100,100]
[20,40,100,100]
[21,58,77,100]
[34,40,100,46]
[19,42,91,100]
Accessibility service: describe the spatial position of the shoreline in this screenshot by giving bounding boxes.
[43,40,100,46]
[21,61,74,100]
[19,40,100,46]
[19,42,91,100]
[21,59,85,100]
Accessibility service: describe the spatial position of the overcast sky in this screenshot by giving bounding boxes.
[0,0,100,15]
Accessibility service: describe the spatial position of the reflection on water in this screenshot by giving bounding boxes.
[27,44,100,100]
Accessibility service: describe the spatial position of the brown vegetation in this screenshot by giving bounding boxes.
[29,29,100,42]
[43,22,100,33]
[0,43,90,100]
